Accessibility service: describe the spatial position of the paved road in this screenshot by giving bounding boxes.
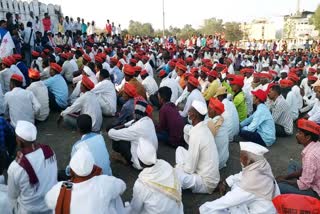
[37,111,301,213]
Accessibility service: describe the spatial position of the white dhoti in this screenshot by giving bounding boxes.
[175,147,208,193]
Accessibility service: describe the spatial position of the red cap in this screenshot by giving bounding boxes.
[43,49,50,54]
[134,54,142,60]
[2,58,11,67]
[215,63,227,69]
[260,72,272,80]
[13,54,22,60]
[309,68,317,74]
[252,89,267,102]
[83,54,91,62]
[297,119,320,135]
[140,69,148,76]
[94,56,103,64]
[123,64,135,76]
[205,61,213,69]
[190,67,199,75]
[99,53,106,60]
[50,63,62,73]
[11,74,23,82]
[288,73,300,83]
[158,70,167,78]
[124,83,137,97]
[142,55,149,61]
[253,72,261,78]
[308,76,318,82]
[168,60,176,68]
[188,76,199,87]
[209,98,225,115]
[226,74,236,80]
[28,68,40,80]
[279,79,294,88]
[269,70,278,76]
[82,75,95,90]
[133,66,142,73]
[110,57,119,64]
[130,58,137,65]
[207,70,218,78]
[186,57,193,63]
[229,75,244,87]
[8,56,15,64]
[32,51,40,57]
[200,66,210,74]
[60,53,68,60]
[176,62,187,72]
[55,47,62,53]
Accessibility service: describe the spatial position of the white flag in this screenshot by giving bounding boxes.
[0,31,15,58]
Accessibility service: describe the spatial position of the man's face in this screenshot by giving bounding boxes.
[49,68,56,77]
[280,72,287,79]
[296,129,309,145]
[187,83,193,92]
[268,89,276,101]
[208,107,216,119]
[314,86,320,100]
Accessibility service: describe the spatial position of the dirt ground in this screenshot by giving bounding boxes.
[36,110,302,213]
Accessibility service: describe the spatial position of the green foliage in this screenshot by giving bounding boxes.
[128,20,155,36]
[311,5,320,33]
[199,18,224,35]
[224,22,243,42]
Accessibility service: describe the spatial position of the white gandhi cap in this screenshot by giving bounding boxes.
[240,141,269,156]
[15,120,37,142]
[70,146,94,176]
[191,100,207,115]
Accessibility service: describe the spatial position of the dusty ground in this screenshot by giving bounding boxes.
[36,110,302,213]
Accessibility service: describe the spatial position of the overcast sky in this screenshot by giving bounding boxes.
[42,0,320,30]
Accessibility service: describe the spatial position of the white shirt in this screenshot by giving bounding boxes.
[0,83,4,115]
[108,117,158,170]
[61,91,102,132]
[199,172,279,214]
[179,89,206,117]
[142,76,158,98]
[144,62,154,77]
[91,79,117,116]
[205,115,229,169]
[0,184,11,214]
[160,76,182,103]
[4,87,41,127]
[69,59,79,72]
[308,99,320,124]
[286,87,302,121]
[0,68,14,94]
[176,121,220,193]
[26,81,49,121]
[45,176,126,214]
[7,148,58,213]
[223,98,240,142]
[61,60,75,82]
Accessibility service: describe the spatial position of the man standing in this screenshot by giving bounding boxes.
[200,142,279,213]
[22,22,35,67]
[91,69,117,116]
[4,74,40,127]
[277,119,320,199]
[175,100,220,194]
[43,63,68,111]
[59,75,102,132]
[45,147,126,214]
[126,140,183,214]
[240,89,275,146]
[7,121,57,213]
[156,87,185,148]
[268,84,293,137]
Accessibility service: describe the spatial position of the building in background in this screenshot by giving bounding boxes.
[241,18,276,41]
[283,11,318,39]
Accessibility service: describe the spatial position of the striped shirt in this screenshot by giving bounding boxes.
[297,141,320,196]
[270,95,293,135]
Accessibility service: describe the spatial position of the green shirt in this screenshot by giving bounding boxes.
[233,91,247,122]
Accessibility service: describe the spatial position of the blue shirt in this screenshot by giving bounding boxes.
[112,66,124,85]
[0,117,14,151]
[68,133,112,176]
[240,103,276,146]
[17,62,30,86]
[43,74,68,108]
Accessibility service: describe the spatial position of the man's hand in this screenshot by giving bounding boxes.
[276,175,288,183]
[57,116,63,127]
[218,180,228,196]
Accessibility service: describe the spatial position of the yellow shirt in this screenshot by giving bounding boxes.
[203,79,219,101]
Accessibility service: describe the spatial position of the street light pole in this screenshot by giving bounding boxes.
[162,0,165,38]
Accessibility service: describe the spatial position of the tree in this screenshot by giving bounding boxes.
[199,18,224,35]
[224,22,243,42]
[128,20,155,36]
[178,24,198,39]
[311,5,320,33]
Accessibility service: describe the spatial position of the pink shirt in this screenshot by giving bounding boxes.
[297,141,320,196]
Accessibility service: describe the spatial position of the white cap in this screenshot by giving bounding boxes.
[70,147,94,176]
[15,121,37,142]
[240,141,269,156]
[137,138,157,165]
[83,66,94,76]
[280,70,288,74]
[191,100,207,115]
